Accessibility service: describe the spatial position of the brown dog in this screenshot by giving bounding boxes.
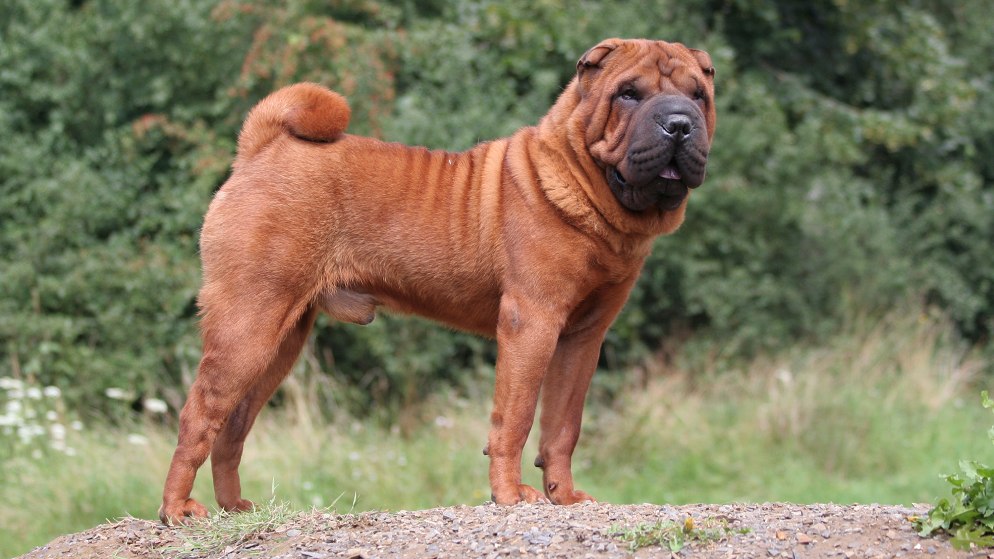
[159,38,716,524]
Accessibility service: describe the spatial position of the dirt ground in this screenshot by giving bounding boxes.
[16,502,988,559]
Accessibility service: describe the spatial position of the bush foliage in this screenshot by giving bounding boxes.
[1,0,991,416]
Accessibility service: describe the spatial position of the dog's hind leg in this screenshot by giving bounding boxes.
[159,293,313,525]
[209,305,318,512]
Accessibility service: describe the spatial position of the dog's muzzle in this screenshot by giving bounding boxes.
[608,95,710,212]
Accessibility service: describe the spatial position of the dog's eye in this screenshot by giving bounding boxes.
[693,87,707,104]
[618,87,640,102]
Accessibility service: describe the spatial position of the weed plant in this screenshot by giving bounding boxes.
[915,392,994,549]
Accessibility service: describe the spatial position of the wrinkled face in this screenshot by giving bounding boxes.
[577,39,717,213]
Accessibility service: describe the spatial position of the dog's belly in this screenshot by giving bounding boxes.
[321,244,503,336]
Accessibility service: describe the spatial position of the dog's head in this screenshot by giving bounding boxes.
[574,38,716,215]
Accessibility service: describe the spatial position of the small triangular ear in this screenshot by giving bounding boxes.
[577,38,623,73]
[690,48,716,78]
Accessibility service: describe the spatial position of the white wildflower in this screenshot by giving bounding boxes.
[26,387,42,400]
[105,387,130,400]
[6,400,22,416]
[127,433,148,446]
[143,398,168,414]
[434,415,454,428]
[71,420,83,431]
[64,446,77,457]
[45,410,58,421]
[50,423,66,440]
[43,386,61,398]
[0,377,24,390]
[18,424,44,443]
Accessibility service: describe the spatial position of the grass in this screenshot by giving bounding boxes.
[610,517,750,552]
[1,310,990,557]
[163,496,304,556]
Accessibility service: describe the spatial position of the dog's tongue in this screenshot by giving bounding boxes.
[659,165,681,181]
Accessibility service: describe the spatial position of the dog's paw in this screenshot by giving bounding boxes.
[220,498,255,513]
[158,498,209,526]
[552,488,596,505]
[492,484,549,505]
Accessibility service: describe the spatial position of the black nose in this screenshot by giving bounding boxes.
[661,114,693,139]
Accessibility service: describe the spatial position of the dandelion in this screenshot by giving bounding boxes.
[143,398,168,414]
[127,433,149,446]
[43,386,61,398]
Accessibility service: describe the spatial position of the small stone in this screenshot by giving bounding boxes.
[346,548,366,559]
[776,531,787,540]
[286,529,301,537]
[796,533,813,544]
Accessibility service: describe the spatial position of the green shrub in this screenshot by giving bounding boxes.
[0,0,990,417]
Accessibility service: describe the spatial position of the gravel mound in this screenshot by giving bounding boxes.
[18,502,976,559]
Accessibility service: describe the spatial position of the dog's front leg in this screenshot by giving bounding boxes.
[487,294,563,504]
[533,326,606,505]
[534,277,636,504]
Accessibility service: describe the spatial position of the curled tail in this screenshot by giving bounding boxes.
[235,83,350,167]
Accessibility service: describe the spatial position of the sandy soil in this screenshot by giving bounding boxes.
[16,502,986,559]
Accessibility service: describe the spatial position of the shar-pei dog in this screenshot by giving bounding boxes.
[160,38,716,524]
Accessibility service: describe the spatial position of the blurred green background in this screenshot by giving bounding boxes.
[1,0,992,556]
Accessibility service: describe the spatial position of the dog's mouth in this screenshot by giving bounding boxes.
[607,165,688,212]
